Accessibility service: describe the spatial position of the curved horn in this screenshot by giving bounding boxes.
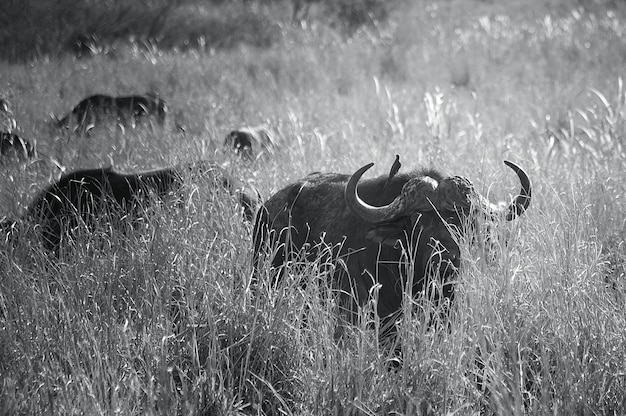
[476,160,532,221]
[345,163,408,223]
[503,160,532,220]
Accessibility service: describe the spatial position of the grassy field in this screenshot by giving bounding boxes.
[1,0,626,414]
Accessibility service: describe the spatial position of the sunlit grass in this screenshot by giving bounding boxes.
[2,0,626,414]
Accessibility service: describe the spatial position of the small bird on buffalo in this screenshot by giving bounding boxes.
[382,155,401,190]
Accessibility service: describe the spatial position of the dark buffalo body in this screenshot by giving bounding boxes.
[254,160,531,333]
[57,94,167,130]
[22,161,259,251]
[0,132,35,161]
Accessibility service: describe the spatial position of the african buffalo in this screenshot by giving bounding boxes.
[57,93,167,132]
[10,161,259,252]
[224,124,276,160]
[0,132,35,162]
[253,160,531,339]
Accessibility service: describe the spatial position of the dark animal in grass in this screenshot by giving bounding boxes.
[224,124,276,160]
[11,161,259,252]
[0,132,35,162]
[253,160,531,344]
[56,93,167,132]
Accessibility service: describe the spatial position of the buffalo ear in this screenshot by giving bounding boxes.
[366,223,405,247]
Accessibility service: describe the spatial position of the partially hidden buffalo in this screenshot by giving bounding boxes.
[56,93,167,132]
[7,161,259,252]
[224,124,276,160]
[1,132,36,162]
[254,160,531,338]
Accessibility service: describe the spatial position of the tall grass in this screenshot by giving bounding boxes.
[2,0,626,414]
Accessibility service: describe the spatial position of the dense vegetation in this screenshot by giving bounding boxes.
[1,0,625,414]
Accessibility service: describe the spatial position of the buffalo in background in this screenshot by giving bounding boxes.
[254,159,532,343]
[224,124,276,160]
[2,161,260,253]
[56,93,167,132]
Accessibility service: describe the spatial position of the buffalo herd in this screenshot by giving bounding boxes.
[1,93,170,164]
[1,91,534,349]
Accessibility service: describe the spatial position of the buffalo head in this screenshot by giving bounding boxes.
[344,160,531,303]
